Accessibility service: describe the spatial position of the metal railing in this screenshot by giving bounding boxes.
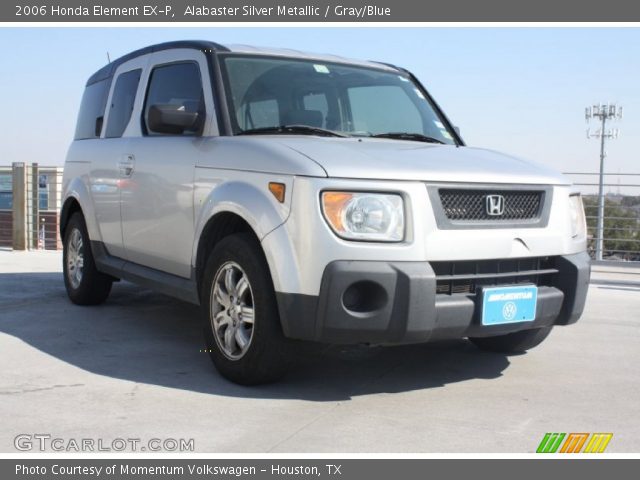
[564,172,640,264]
[0,163,63,250]
[1,165,638,263]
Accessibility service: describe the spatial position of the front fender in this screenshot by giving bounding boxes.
[191,173,293,268]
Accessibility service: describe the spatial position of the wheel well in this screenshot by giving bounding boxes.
[60,198,81,238]
[195,212,259,288]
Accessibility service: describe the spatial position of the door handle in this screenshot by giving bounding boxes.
[118,154,135,177]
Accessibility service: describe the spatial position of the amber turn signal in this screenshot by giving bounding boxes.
[321,191,354,233]
[269,182,286,203]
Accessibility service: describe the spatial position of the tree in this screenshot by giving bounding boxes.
[620,196,640,207]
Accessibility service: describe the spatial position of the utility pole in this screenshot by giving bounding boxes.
[585,103,622,261]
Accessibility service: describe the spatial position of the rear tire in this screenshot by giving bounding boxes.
[201,233,290,385]
[469,326,553,354]
[63,212,113,305]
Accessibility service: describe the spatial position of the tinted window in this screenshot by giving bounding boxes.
[348,85,423,134]
[221,56,456,144]
[303,93,329,127]
[74,78,110,140]
[243,99,279,129]
[38,174,49,210]
[105,69,141,138]
[144,63,204,135]
[0,174,11,210]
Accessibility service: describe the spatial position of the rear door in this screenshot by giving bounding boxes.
[119,48,216,278]
[89,55,147,259]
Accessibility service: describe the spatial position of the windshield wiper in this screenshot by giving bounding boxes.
[237,125,347,138]
[371,132,445,144]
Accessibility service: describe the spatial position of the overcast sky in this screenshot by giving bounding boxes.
[0,27,638,186]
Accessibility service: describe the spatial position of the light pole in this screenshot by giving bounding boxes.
[585,103,622,261]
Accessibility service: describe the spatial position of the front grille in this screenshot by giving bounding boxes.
[432,257,558,295]
[439,189,543,221]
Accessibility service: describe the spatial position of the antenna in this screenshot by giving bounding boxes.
[106,51,111,63]
[585,103,623,261]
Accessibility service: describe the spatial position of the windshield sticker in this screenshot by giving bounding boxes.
[414,88,425,99]
[313,64,330,74]
[433,120,445,129]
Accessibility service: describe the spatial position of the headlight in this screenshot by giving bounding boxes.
[321,191,404,242]
[569,194,587,239]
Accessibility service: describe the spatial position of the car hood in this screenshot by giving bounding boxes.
[277,137,570,185]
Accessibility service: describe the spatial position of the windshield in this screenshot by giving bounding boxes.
[220,55,457,145]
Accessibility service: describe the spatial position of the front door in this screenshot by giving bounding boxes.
[120,49,216,278]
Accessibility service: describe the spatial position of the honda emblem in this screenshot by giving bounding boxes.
[486,194,505,216]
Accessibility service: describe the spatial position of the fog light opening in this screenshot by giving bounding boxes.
[342,281,388,314]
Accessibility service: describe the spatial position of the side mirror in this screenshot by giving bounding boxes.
[454,126,461,136]
[147,104,201,135]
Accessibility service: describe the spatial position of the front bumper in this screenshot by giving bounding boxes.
[276,252,590,344]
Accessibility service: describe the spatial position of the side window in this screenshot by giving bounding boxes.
[143,62,204,135]
[105,69,142,138]
[347,85,422,134]
[302,93,329,128]
[74,78,110,140]
[0,174,12,210]
[38,174,49,210]
[240,98,279,129]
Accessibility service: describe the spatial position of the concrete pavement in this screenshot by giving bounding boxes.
[1,251,639,453]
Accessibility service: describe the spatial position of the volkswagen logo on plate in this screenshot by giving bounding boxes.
[502,301,517,321]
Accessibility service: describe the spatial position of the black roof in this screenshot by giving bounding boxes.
[86,40,229,85]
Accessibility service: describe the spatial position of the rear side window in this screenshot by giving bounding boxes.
[74,78,110,140]
[143,62,204,135]
[105,69,142,138]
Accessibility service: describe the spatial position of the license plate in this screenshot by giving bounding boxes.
[481,285,538,326]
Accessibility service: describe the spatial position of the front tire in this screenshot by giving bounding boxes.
[63,212,113,305]
[469,326,553,354]
[201,233,290,385]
